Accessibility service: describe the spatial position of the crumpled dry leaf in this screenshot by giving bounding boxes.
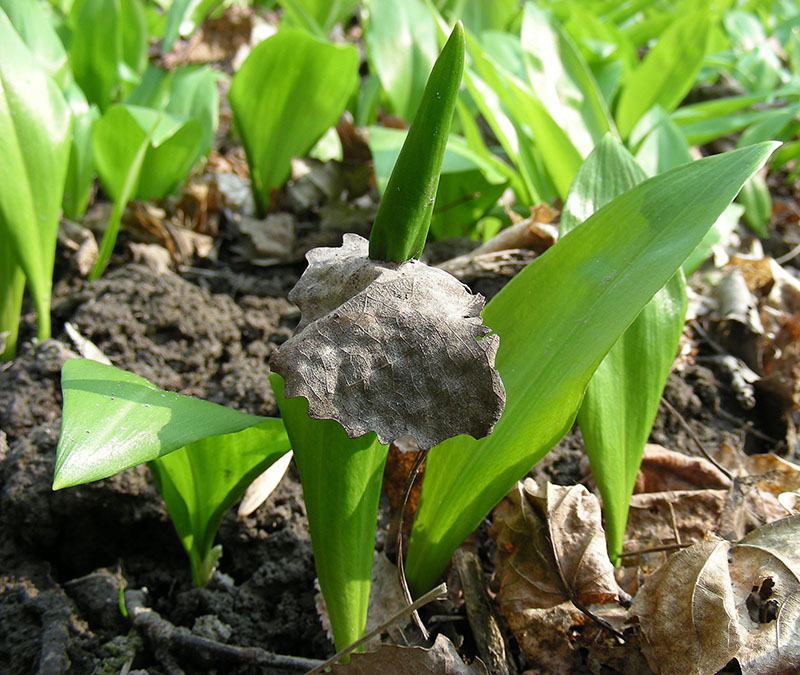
[729,515,800,673]
[329,633,488,674]
[629,516,800,675]
[630,539,741,675]
[633,443,731,493]
[491,479,619,610]
[491,480,634,671]
[270,234,505,449]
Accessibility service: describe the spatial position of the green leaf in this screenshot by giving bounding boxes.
[0,9,71,357]
[560,136,687,563]
[0,0,69,88]
[737,172,772,236]
[368,125,506,241]
[362,0,439,121]
[63,83,100,220]
[271,374,388,652]
[406,142,778,593]
[616,9,711,139]
[55,359,271,489]
[282,0,357,34]
[632,108,692,177]
[149,420,291,586]
[229,29,358,216]
[73,0,145,99]
[368,22,465,262]
[92,104,203,201]
[520,4,615,158]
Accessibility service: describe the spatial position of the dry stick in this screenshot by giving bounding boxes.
[618,542,688,558]
[659,396,734,481]
[395,447,432,639]
[305,583,448,675]
[125,591,323,672]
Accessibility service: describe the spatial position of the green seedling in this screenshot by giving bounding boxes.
[405,141,777,593]
[267,23,469,654]
[559,136,687,564]
[63,83,100,220]
[55,359,292,587]
[229,29,358,216]
[0,9,71,360]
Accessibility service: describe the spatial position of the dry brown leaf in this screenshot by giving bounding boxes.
[329,633,488,674]
[492,480,619,611]
[629,516,800,674]
[729,515,800,673]
[633,444,731,493]
[270,234,505,449]
[629,539,742,675]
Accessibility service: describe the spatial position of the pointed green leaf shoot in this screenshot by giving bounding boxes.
[0,9,71,359]
[229,29,359,217]
[55,359,290,586]
[406,142,778,593]
[54,359,275,488]
[559,136,687,563]
[368,21,465,263]
[271,373,388,652]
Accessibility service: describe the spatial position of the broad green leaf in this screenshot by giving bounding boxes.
[55,359,271,488]
[271,374,388,652]
[0,250,25,361]
[149,421,291,586]
[0,10,71,357]
[0,0,69,88]
[362,0,439,121]
[616,10,711,139]
[559,136,687,562]
[229,29,358,216]
[520,4,615,157]
[369,22,464,262]
[67,0,145,103]
[406,142,778,593]
[161,0,223,52]
[436,0,519,34]
[63,83,99,220]
[92,104,203,201]
[368,126,507,240]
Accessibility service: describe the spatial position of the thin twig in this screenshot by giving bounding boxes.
[659,396,734,480]
[776,241,800,265]
[395,448,431,639]
[305,583,448,674]
[618,542,690,558]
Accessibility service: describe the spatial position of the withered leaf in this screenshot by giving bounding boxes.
[628,515,800,675]
[629,539,742,675]
[729,515,800,673]
[270,234,505,449]
[329,634,488,674]
[491,479,620,611]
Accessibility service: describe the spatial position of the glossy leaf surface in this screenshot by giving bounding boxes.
[0,9,71,358]
[55,359,269,488]
[229,29,358,216]
[406,142,777,592]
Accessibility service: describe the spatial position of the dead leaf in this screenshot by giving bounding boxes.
[629,539,742,675]
[237,450,293,519]
[628,516,800,674]
[633,444,731,493]
[270,234,505,449]
[729,515,800,673]
[231,212,296,263]
[329,634,487,674]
